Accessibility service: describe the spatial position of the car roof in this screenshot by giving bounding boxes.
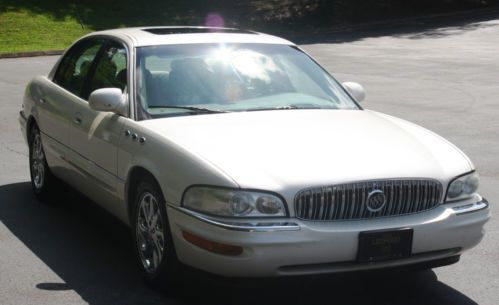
[85,26,295,47]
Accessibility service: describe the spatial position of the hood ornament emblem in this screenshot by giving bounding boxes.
[367,189,386,212]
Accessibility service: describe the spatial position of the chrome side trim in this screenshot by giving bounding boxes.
[452,198,489,215]
[168,205,301,232]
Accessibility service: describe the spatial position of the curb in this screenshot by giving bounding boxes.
[0,50,64,59]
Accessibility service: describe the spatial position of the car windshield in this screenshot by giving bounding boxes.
[136,43,359,118]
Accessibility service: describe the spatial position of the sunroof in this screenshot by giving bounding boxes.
[143,27,255,35]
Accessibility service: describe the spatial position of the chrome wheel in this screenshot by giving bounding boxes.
[136,192,165,274]
[31,132,45,190]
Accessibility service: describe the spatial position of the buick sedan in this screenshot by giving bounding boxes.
[19,26,490,288]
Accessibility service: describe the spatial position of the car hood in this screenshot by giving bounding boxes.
[139,109,472,193]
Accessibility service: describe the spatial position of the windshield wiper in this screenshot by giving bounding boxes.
[246,105,324,112]
[148,105,229,114]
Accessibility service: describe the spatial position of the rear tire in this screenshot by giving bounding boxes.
[131,176,181,292]
[29,126,57,202]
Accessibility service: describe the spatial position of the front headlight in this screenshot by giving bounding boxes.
[446,172,479,202]
[182,186,287,218]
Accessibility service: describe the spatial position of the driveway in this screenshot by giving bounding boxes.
[0,12,498,305]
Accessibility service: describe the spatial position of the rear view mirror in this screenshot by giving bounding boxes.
[89,88,127,116]
[342,82,366,103]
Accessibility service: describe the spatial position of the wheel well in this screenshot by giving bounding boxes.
[126,167,162,223]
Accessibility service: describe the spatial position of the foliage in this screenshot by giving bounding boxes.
[1,0,498,53]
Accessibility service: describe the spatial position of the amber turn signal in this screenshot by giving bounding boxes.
[182,230,243,256]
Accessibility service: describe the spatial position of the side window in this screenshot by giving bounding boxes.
[85,41,127,99]
[53,39,103,97]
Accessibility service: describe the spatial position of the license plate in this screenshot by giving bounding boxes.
[357,228,413,262]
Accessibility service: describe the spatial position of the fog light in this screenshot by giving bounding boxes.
[182,231,243,256]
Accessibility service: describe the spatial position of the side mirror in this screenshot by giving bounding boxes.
[89,88,127,116]
[342,82,366,103]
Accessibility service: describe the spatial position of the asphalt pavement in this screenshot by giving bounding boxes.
[0,12,498,305]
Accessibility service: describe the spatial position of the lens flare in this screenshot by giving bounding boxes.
[205,13,224,28]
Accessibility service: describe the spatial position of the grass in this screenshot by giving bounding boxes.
[0,0,210,54]
[1,0,498,54]
[0,8,89,53]
[0,0,329,54]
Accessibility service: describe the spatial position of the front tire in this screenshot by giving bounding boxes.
[131,176,180,291]
[29,126,56,202]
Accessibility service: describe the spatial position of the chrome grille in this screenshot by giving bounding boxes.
[294,179,442,221]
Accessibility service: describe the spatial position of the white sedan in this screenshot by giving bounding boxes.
[19,27,490,288]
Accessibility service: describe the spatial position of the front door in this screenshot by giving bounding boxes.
[68,39,128,213]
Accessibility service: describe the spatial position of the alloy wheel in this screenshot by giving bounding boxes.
[136,192,165,274]
[31,132,45,190]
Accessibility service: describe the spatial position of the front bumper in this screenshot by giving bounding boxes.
[167,196,490,277]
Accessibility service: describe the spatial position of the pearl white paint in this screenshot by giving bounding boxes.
[20,27,490,277]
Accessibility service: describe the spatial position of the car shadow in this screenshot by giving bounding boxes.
[0,182,478,305]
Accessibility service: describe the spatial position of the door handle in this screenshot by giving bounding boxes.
[73,113,82,125]
[39,97,47,104]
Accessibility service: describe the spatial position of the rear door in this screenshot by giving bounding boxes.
[38,38,103,177]
[67,38,129,214]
